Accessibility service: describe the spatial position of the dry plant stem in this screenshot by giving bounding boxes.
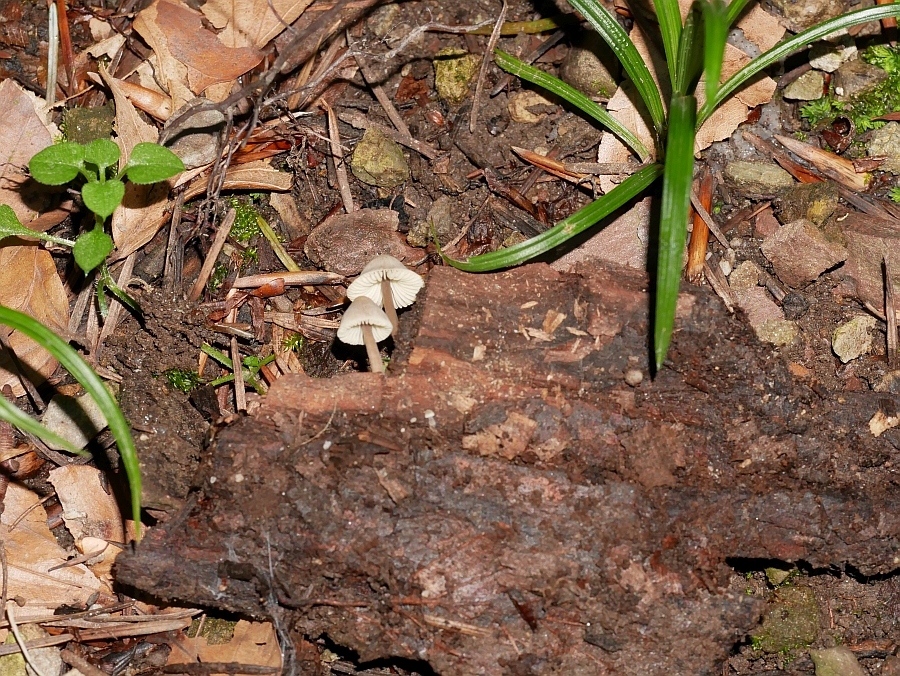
[7,601,53,676]
[46,2,58,107]
[54,0,74,97]
[294,35,348,110]
[338,111,440,159]
[60,649,108,676]
[886,255,898,369]
[99,253,136,347]
[703,260,736,312]
[164,192,186,296]
[227,301,246,411]
[354,52,413,139]
[0,541,7,616]
[188,209,237,302]
[322,100,355,213]
[469,1,508,133]
[68,273,95,334]
[381,279,399,335]
[233,271,344,288]
[161,663,279,675]
[689,190,730,249]
[686,170,714,283]
[362,325,384,374]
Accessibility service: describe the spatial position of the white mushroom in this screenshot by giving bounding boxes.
[337,296,393,373]
[346,254,424,335]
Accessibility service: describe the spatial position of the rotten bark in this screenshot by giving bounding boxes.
[118,262,900,676]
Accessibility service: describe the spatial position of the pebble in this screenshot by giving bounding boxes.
[724,160,795,196]
[832,315,876,363]
[433,48,480,105]
[866,121,900,174]
[351,127,410,188]
[783,70,825,101]
[760,218,847,288]
[41,392,109,451]
[558,32,618,99]
[508,90,556,124]
[808,36,856,73]
[624,369,643,387]
[809,646,866,676]
[163,98,225,169]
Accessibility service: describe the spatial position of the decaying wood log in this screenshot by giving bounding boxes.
[118,262,900,676]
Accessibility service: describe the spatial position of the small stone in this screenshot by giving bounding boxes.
[782,292,810,320]
[729,260,762,291]
[764,566,793,586]
[734,287,783,327]
[808,37,856,73]
[840,213,900,307]
[874,371,900,394]
[367,3,399,37]
[163,98,226,170]
[508,90,556,124]
[775,182,839,226]
[752,586,818,653]
[42,391,110,451]
[433,48,481,105]
[866,121,900,174]
[768,0,849,31]
[351,127,410,188]
[755,319,800,346]
[832,315,877,363]
[304,208,420,275]
[718,259,732,277]
[809,647,866,676]
[724,161,795,196]
[834,58,889,101]
[783,70,825,100]
[407,195,456,247]
[558,31,619,100]
[624,369,643,387]
[754,207,781,239]
[760,218,847,288]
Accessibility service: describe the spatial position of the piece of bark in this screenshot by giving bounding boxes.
[118,262,900,676]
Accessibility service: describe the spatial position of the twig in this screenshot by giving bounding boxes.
[233,271,344,288]
[227,300,246,412]
[0,540,7,615]
[164,191,186,298]
[99,252,137,346]
[46,2,59,108]
[60,650,107,676]
[469,1,508,133]
[689,190,730,249]
[686,169,714,284]
[886,255,898,369]
[188,209,236,302]
[703,260,736,312]
[8,601,54,676]
[353,51,413,139]
[322,99,355,213]
[162,664,280,675]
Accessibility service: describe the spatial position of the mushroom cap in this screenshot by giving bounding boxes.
[337,296,393,345]
[346,254,424,308]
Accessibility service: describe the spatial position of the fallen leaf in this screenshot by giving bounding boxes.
[0,245,69,397]
[2,483,107,604]
[168,620,282,667]
[135,0,262,103]
[774,133,869,191]
[202,0,314,48]
[0,79,63,225]
[182,161,293,201]
[99,66,179,261]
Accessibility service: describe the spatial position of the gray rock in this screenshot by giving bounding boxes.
[559,32,619,100]
[760,218,847,288]
[808,37,856,73]
[775,182,839,226]
[783,70,825,101]
[768,0,849,31]
[407,196,456,247]
[840,213,900,307]
[832,315,876,363]
[867,121,900,174]
[724,160,795,196]
[351,127,410,188]
[41,391,109,451]
[304,208,420,275]
[163,98,225,169]
[833,58,889,101]
[809,646,866,676]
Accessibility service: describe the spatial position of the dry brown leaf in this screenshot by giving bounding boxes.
[202,0,314,49]
[2,483,107,605]
[738,4,786,52]
[0,245,69,397]
[182,161,294,201]
[0,79,65,225]
[49,466,125,581]
[168,620,281,668]
[134,0,262,103]
[99,66,179,261]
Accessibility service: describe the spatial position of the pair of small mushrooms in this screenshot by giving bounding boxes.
[337,254,424,373]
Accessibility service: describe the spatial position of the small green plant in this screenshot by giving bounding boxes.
[889,186,900,203]
[862,43,900,75]
[0,307,142,537]
[0,140,183,313]
[164,368,202,394]
[800,96,844,128]
[201,344,275,395]
[443,0,900,368]
[228,197,262,243]
[209,263,228,292]
[283,332,305,352]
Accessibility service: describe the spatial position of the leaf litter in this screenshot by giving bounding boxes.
[0,0,896,673]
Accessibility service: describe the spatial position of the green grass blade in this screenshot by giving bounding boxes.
[566,0,667,136]
[725,0,754,26]
[655,95,697,370]
[494,50,650,160]
[655,0,684,93]
[442,164,663,271]
[0,396,87,456]
[0,306,142,538]
[699,4,900,125]
[675,1,703,96]
[701,0,729,105]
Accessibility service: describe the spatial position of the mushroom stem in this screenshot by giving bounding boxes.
[381,278,399,335]
[362,325,385,374]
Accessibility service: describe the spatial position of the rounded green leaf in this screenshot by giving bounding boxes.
[83,139,121,171]
[29,142,85,185]
[0,205,30,239]
[73,228,114,272]
[82,179,125,220]
[123,142,185,184]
